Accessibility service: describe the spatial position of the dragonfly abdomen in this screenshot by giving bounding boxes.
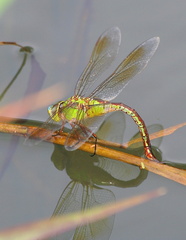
[110,102,156,160]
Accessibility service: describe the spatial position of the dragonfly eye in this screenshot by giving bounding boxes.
[48,103,62,122]
[59,101,64,109]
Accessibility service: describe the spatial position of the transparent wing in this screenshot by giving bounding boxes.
[65,113,106,151]
[74,27,121,97]
[50,181,115,240]
[97,111,126,143]
[50,181,82,240]
[90,37,160,101]
[73,185,115,240]
[24,115,63,146]
[65,124,93,151]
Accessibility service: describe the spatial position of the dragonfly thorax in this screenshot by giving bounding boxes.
[48,96,107,123]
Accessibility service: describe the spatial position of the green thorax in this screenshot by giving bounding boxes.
[48,96,112,123]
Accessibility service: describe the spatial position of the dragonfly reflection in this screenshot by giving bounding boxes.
[50,112,162,240]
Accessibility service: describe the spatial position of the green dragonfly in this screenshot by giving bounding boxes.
[30,27,160,160]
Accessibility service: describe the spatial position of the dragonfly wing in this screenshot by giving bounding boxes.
[24,116,63,146]
[90,37,160,101]
[51,182,115,240]
[65,114,106,151]
[74,27,121,97]
[73,185,115,240]
[51,181,82,240]
[97,111,126,143]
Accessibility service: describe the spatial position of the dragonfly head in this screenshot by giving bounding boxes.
[48,101,64,122]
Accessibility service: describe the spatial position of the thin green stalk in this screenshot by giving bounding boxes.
[0,53,28,101]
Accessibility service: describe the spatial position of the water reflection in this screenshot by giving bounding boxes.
[50,112,163,240]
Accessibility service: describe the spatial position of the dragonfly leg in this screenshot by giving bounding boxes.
[76,124,98,156]
[52,125,64,137]
[65,122,98,154]
[52,130,60,137]
[90,133,98,157]
[111,103,158,161]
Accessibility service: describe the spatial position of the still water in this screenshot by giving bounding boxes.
[0,1,186,239]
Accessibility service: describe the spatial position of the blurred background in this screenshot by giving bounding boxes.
[0,1,186,240]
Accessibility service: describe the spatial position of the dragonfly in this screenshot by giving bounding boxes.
[29,27,160,160]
